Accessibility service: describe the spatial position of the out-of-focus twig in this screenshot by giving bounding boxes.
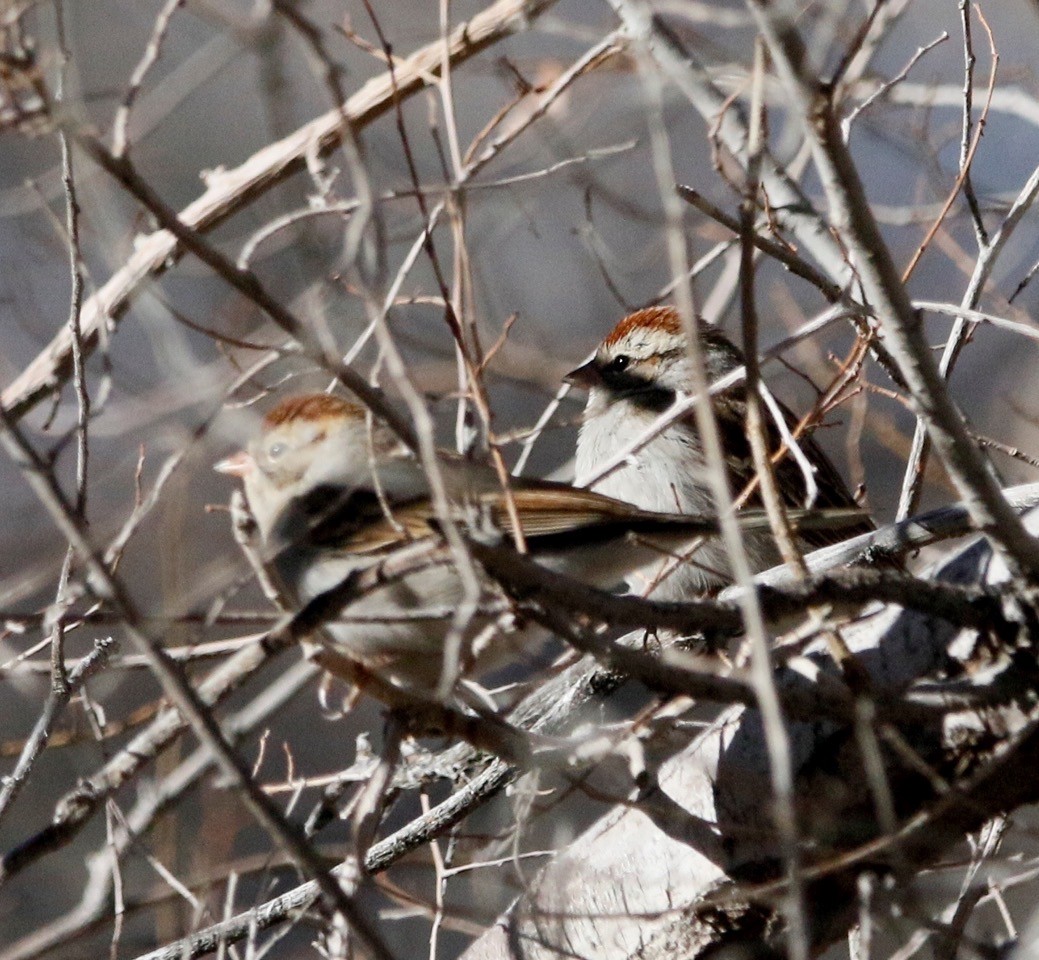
[0,404,396,960]
[1,0,559,422]
[0,637,114,828]
[745,0,1039,580]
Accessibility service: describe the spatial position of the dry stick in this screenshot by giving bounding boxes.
[349,715,403,867]
[737,43,864,697]
[972,433,1039,472]
[229,490,286,612]
[935,816,1009,960]
[756,480,1039,585]
[0,638,114,827]
[0,540,511,889]
[466,546,999,715]
[0,409,397,960]
[825,1,888,93]
[882,79,1039,131]
[239,141,633,267]
[268,0,376,287]
[898,95,1039,513]
[310,648,536,767]
[893,30,993,286]
[434,0,476,459]
[740,41,806,577]
[6,474,1035,909]
[619,6,811,958]
[677,185,908,386]
[840,0,916,90]
[71,132,415,449]
[895,5,1001,518]
[679,185,843,303]
[956,0,989,247]
[745,0,1039,580]
[0,693,165,755]
[111,0,186,158]
[425,28,553,574]
[1,0,558,422]
[133,760,513,960]
[0,659,320,960]
[2,5,100,831]
[44,2,90,697]
[912,301,1039,345]
[840,31,950,140]
[1,630,274,674]
[43,479,1039,960]
[733,41,864,703]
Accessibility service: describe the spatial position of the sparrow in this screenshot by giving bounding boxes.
[216,392,863,690]
[566,306,873,598]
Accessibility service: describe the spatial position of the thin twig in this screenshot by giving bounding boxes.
[0,638,114,827]
[1,0,560,422]
[746,0,1039,579]
[111,0,186,158]
[624,10,810,959]
[841,32,949,141]
[0,403,396,959]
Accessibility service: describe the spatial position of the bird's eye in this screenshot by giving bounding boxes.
[267,441,287,460]
[607,355,631,373]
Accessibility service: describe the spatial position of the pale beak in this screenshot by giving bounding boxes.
[563,359,600,389]
[214,450,254,478]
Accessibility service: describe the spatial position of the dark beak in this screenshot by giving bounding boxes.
[563,359,600,389]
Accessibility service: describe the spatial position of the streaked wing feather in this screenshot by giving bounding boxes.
[702,390,874,550]
[484,484,650,537]
[336,505,436,554]
[341,483,654,549]
[299,458,865,558]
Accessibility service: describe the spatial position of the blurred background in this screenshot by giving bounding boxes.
[4,0,1039,956]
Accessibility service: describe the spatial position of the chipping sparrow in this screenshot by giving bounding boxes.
[216,392,860,689]
[567,306,871,598]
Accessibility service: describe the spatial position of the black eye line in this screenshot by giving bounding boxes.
[596,353,672,407]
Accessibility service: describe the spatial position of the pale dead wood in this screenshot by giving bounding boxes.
[1,0,558,422]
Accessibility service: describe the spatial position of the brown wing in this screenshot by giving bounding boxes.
[343,482,718,552]
[477,483,674,536]
[307,459,867,558]
[333,500,436,554]
[705,389,873,550]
